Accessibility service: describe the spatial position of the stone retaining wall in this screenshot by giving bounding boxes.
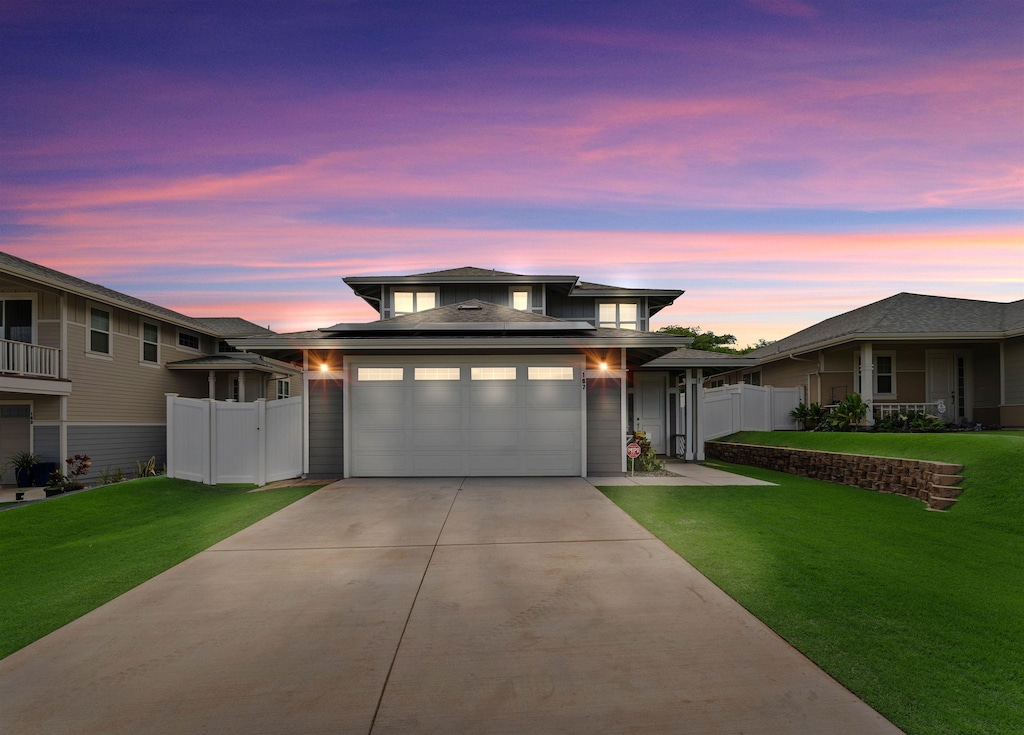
[705,441,963,510]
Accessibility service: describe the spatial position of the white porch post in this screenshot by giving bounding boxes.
[695,369,705,461]
[860,342,875,426]
[238,371,246,402]
[683,369,696,461]
[208,370,216,399]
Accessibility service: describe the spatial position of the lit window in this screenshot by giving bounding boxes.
[598,302,639,330]
[528,366,574,380]
[414,367,461,380]
[510,287,531,311]
[471,366,517,380]
[178,331,200,350]
[358,367,404,381]
[90,308,111,354]
[142,323,159,363]
[393,291,437,316]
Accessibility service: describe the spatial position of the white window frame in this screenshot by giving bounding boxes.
[741,370,761,386]
[527,366,574,380]
[471,366,517,381]
[597,300,641,330]
[392,289,438,317]
[178,331,201,351]
[854,353,897,397]
[414,367,461,381]
[276,378,291,399]
[89,306,112,355]
[509,286,532,312]
[141,322,160,364]
[358,367,404,381]
[874,352,896,397]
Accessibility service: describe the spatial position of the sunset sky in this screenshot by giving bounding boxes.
[2,0,1021,344]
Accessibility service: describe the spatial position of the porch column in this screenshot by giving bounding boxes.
[208,371,217,399]
[238,371,246,402]
[860,342,875,426]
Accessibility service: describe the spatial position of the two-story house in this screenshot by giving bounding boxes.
[237,267,751,478]
[0,252,300,482]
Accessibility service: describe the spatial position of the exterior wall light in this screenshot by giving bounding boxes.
[599,361,608,371]
[320,363,330,372]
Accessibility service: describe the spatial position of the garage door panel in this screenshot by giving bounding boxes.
[409,452,466,475]
[468,429,520,449]
[524,409,578,430]
[411,409,462,430]
[353,430,406,450]
[525,429,578,450]
[412,383,462,406]
[354,407,406,430]
[525,385,579,408]
[469,385,519,407]
[411,430,465,449]
[468,410,519,429]
[353,386,407,407]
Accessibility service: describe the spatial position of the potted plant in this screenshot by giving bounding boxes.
[9,451,40,488]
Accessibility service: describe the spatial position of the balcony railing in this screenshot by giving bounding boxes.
[0,339,60,379]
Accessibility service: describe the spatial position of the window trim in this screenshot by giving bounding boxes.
[177,330,201,351]
[741,370,762,387]
[88,306,112,355]
[875,351,897,397]
[596,300,642,330]
[509,286,532,312]
[141,321,160,364]
[391,289,439,317]
[276,378,291,399]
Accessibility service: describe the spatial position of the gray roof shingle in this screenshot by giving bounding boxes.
[752,293,1024,358]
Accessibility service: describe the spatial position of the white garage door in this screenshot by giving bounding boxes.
[348,358,583,476]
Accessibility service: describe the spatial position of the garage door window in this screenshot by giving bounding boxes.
[415,367,461,380]
[358,367,404,381]
[528,367,574,380]
[471,367,517,380]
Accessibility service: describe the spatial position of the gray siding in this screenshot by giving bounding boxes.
[547,290,595,322]
[308,380,344,478]
[587,376,622,475]
[439,284,513,306]
[67,425,166,477]
[33,425,60,463]
[1006,337,1024,405]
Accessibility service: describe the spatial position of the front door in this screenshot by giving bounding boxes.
[926,352,967,424]
[634,373,667,454]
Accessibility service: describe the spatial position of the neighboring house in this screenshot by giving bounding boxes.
[712,293,1024,428]
[237,267,749,477]
[0,251,300,480]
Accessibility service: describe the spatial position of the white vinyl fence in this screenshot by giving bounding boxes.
[166,394,302,486]
[703,384,804,440]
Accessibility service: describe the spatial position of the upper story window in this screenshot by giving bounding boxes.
[90,307,111,354]
[509,287,531,311]
[598,302,640,330]
[1,298,33,343]
[178,331,200,350]
[393,290,437,316]
[142,323,159,363]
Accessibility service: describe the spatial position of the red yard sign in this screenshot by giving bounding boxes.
[626,443,642,459]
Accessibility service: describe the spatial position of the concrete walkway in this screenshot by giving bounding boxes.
[0,477,901,734]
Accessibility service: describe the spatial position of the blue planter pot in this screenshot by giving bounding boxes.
[15,468,33,488]
[32,462,57,487]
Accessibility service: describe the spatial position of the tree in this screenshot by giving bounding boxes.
[657,326,773,355]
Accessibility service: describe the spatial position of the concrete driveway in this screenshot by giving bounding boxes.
[0,477,901,734]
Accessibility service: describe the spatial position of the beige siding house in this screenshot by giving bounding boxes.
[0,252,301,482]
[714,293,1024,428]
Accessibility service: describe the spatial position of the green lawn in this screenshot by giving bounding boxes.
[600,431,1024,735]
[0,477,319,660]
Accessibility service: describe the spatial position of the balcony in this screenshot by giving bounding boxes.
[0,339,60,380]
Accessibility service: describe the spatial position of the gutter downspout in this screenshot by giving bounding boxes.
[788,352,820,405]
